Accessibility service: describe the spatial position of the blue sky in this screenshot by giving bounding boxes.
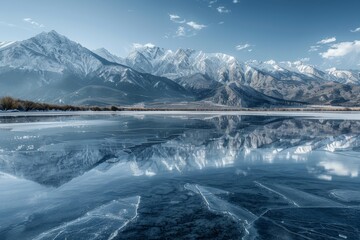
[0,0,360,69]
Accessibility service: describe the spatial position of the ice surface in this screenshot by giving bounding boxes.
[330,189,360,203]
[255,182,343,208]
[256,207,360,239]
[185,183,258,239]
[253,182,360,239]
[1,115,360,239]
[2,111,360,120]
[317,160,359,178]
[0,120,113,132]
[33,196,140,240]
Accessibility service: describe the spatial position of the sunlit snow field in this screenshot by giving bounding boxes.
[0,112,359,239]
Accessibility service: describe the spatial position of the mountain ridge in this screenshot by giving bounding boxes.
[0,31,194,106]
[109,43,360,106]
[1,30,360,107]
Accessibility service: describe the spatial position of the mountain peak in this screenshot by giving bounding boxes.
[31,30,72,45]
[94,47,112,55]
[93,48,123,64]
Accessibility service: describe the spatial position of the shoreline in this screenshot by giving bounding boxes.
[1,106,360,113]
[2,96,360,113]
[1,109,360,120]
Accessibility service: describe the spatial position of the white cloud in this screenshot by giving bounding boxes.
[168,14,206,38]
[208,0,217,7]
[236,43,252,51]
[176,26,186,37]
[320,40,360,59]
[309,45,320,52]
[169,14,185,24]
[317,37,336,44]
[132,43,155,49]
[217,6,230,13]
[351,27,360,33]
[233,0,239,3]
[169,14,180,21]
[218,21,224,25]
[319,40,360,69]
[0,21,16,27]
[186,21,206,30]
[23,18,45,28]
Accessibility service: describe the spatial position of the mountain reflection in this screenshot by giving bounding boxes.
[0,114,359,187]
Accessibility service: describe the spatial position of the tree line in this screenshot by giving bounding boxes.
[0,96,122,111]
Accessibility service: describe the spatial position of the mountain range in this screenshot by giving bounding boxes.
[1,30,360,107]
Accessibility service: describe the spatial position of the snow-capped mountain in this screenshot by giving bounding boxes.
[246,60,329,82]
[121,44,359,87]
[0,31,191,105]
[122,44,246,84]
[0,32,289,107]
[93,48,124,66]
[247,60,360,85]
[0,31,109,74]
[326,68,360,85]
[1,31,360,107]
[96,44,289,107]
[244,60,360,105]
[94,44,359,106]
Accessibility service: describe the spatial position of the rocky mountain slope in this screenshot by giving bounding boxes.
[0,31,191,106]
[109,44,360,106]
[245,60,360,106]
[1,31,360,107]
[0,31,290,107]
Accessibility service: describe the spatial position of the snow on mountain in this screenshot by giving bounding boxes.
[242,59,360,105]
[122,44,246,84]
[2,31,360,107]
[0,31,191,105]
[246,59,360,85]
[92,44,291,107]
[0,32,280,108]
[246,60,329,82]
[0,30,105,74]
[326,68,360,85]
[0,41,16,50]
[95,44,360,107]
[93,48,124,65]
[97,44,360,89]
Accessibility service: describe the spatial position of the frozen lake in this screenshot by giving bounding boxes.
[0,113,359,239]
